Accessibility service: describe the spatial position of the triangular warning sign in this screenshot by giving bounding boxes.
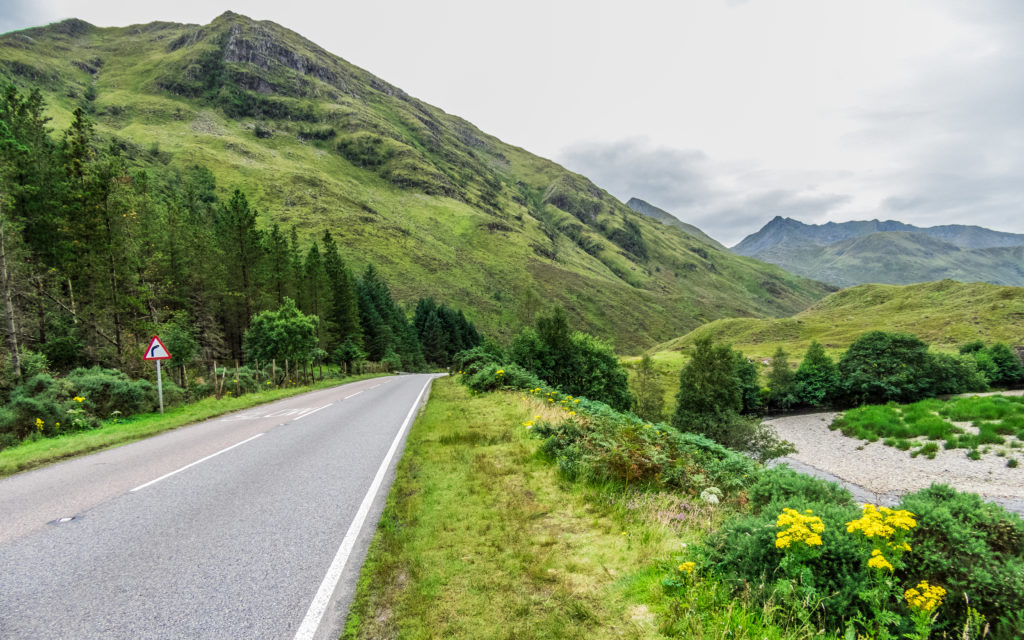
[144,335,172,360]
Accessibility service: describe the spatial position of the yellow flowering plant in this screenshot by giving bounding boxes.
[773,507,827,621]
[844,504,920,640]
[903,581,946,640]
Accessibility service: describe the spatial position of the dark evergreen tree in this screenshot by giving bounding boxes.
[215,189,264,357]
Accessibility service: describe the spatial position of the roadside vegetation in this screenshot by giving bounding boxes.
[344,378,818,639]
[349,312,1023,637]
[0,371,387,477]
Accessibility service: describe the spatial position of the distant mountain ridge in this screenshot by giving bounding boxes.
[625,198,726,250]
[732,217,1024,287]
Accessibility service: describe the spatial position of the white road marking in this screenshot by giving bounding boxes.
[293,377,433,640]
[343,391,363,399]
[293,404,333,421]
[128,433,265,493]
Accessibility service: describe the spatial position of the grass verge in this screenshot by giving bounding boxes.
[0,373,389,478]
[343,378,816,639]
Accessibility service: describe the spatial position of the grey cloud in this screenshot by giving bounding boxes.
[557,139,851,245]
[0,0,51,34]
[559,138,711,207]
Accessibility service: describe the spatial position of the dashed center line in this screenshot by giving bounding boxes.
[129,433,265,493]
[293,404,333,421]
[344,391,364,399]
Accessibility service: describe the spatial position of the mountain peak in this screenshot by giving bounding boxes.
[732,217,1024,287]
[625,198,725,250]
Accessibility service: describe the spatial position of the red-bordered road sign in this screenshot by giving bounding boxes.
[143,335,172,361]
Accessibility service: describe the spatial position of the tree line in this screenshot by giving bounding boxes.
[0,84,480,388]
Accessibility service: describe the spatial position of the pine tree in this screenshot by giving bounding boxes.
[265,224,291,305]
[301,242,329,346]
[321,230,361,349]
[215,189,264,356]
[767,347,796,411]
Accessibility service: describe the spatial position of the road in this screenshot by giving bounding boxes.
[0,373,438,639]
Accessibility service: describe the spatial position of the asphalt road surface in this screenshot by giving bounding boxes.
[0,373,438,639]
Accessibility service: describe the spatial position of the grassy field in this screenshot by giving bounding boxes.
[0,373,387,478]
[343,378,817,639]
[832,395,1024,462]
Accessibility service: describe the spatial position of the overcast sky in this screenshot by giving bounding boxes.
[4,1,1024,245]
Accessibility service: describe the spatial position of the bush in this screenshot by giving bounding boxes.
[987,343,1024,388]
[65,367,156,417]
[464,363,543,394]
[532,410,757,494]
[705,497,867,629]
[6,374,77,438]
[749,466,854,510]
[837,331,938,406]
[898,485,1024,638]
[510,308,633,411]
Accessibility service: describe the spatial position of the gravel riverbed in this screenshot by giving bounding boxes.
[764,411,1024,514]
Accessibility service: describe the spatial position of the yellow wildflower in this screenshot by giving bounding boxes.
[846,504,916,540]
[775,508,825,549]
[905,581,946,612]
[867,549,894,572]
[568,411,576,416]
[35,418,44,428]
[678,561,696,573]
[548,398,554,402]
[73,396,85,403]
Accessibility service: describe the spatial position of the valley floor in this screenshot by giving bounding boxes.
[765,409,1024,513]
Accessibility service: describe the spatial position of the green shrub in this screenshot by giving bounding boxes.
[6,374,75,438]
[897,485,1024,638]
[749,466,854,510]
[1008,458,1019,468]
[464,363,543,393]
[510,308,633,411]
[65,367,156,417]
[532,411,756,493]
[704,498,867,629]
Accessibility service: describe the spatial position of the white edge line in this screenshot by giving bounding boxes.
[293,403,334,421]
[343,390,364,400]
[129,433,265,493]
[293,376,434,640]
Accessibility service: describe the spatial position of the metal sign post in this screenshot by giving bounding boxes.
[143,335,173,413]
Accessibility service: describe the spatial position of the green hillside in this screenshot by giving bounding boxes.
[0,14,830,352]
[648,280,1024,364]
[626,197,727,250]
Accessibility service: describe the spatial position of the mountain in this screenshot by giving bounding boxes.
[648,280,1024,362]
[625,198,726,250]
[0,14,832,352]
[732,217,1024,287]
